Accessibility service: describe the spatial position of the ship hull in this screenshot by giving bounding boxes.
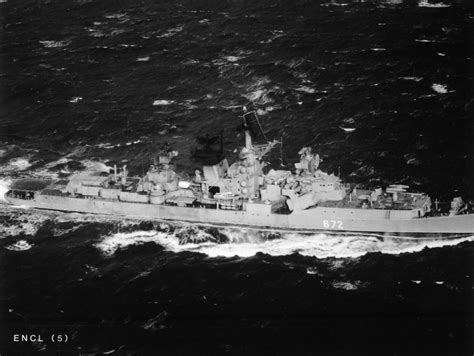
[5,194,474,238]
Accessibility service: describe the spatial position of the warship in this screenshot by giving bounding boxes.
[4,112,474,238]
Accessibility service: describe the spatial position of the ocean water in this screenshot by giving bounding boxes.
[0,0,473,354]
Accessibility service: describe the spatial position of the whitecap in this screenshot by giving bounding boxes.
[332,281,359,290]
[41,157,71,173]
[399,76,423,82]
[39,40,69,48]
[370,48,386,51]
[418,94,436,98]
[182,59,199,65]
[87,28,105,38]
[243,89,273,105]
[245,89,265,101]
[264,106,279,112]
[225,56,241,62]
[5,157,32,171]
[295,86,315,94]
[69,96,83,103]
[81,160,112,172]
[153,99,175,106]
[418,1,450,7]
[104,13,128,19]
[0,178,12,203]
[5,240,32,251]
[124,141,142,146]
[415,39,438,43]
[406,157,420,165]
[431,83,449,94]
[137,56,150,62]
[95,231,163,256]
[156,25,183,38]
[340,127,356,132]
[320,2,349,6]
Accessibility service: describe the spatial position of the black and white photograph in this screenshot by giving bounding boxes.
[0,0,473,354]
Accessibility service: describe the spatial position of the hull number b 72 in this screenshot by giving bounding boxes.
[323,220,343,229]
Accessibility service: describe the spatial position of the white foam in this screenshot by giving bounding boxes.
[243,77,273,104]
[45,157,70,168]
[244,89,265,102]
[81,160,112,172]
[418,1,449,7]
[340,127,356,132]
[295,86,316,94]
[264,106,279,112]
[418,94,436,99]
[156,25,183,38]
[415,39,438,43]
[5,240,32,251]
[94,228,474,259]
[39,40,69,48]
[260,30,285,44]
[95,231,163,256]
[243,89,273,104]
[320,2,349,6]
[124,140,142,146]
[225,56,241,62]
[399,76,423,82]
[332,281,359,290]
[0,208,51,236]
[5,157,31,171]
[104,13,128,19]
[69,97,83,103]
[0,178,12,203]
[431,83,449,94]
[153,100,175,106]
[88,29,105,38]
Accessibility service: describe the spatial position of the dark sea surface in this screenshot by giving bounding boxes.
[0,0,473,354]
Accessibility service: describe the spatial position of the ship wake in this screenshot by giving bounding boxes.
[94,225,474,259]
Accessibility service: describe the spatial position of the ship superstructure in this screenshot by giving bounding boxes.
[5,112,474,238]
